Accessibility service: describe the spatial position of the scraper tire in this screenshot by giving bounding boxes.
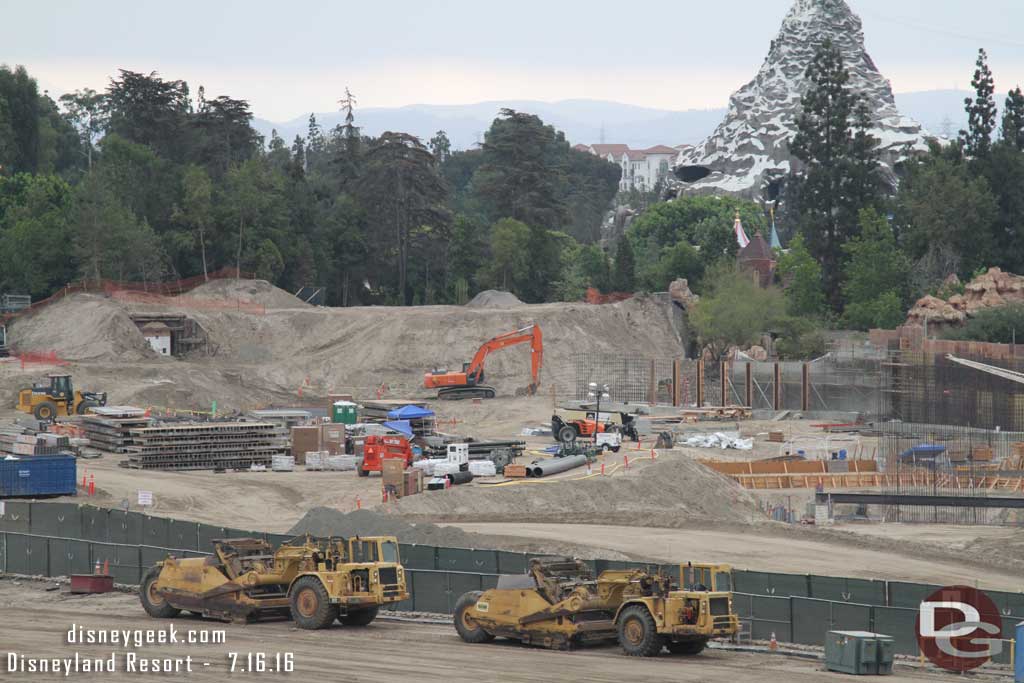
[140,566,181,618]
[454,591,494,643]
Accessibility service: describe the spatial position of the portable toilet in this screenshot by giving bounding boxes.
[332,401,358,424]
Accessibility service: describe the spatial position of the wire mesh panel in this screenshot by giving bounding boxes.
[573,354,681,404]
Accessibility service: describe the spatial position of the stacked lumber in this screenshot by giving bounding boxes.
[121,422,287,471]
[679,406,752,423]
[80,406,152,453]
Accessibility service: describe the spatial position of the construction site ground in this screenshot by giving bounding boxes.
[0,578,986,682]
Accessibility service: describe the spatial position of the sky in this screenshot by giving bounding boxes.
[3,0,1023,122]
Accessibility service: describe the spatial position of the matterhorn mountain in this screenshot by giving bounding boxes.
[674,0,930,199]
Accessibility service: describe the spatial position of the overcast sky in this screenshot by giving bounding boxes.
[4,0,1023,122]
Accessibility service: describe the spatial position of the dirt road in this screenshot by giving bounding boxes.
[0,579,960,682]
[442,522,1023,591]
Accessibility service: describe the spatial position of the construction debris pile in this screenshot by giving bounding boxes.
[683,432,753,450]
[122,422,287,470]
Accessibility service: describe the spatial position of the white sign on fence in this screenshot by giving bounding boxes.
[137,490,153,507]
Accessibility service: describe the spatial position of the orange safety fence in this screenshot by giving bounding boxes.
[14,350,70,368]
[584,287,634,305]
[0,267,254,323]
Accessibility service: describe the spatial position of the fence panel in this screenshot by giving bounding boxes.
[142,516,170,549]
[791,597,831,645]
[832,601,873,633]
[48,538,92,577]
[988,590,1024,619]
[871,606,919,655]
[0,532,5,572]
[29,502,80,537]
[80,506,109,542]
[0,501,31,532]
[197,524,230,551]
[496,551,528,575]
[95,542,142,584]
[6,533,48,575]
[809,575,886,605]
[437,547,489,574]
[167,520,200,551]
[886,581,941,609]
[734,593,792,642]
[410,571,448,614]
[448,573,487,614]
[107,511,143,545]
[400,544,436,570]
[735,570,808,597]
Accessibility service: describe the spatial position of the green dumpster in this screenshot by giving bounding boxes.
[825,631,894,675]
[332,401,358,424]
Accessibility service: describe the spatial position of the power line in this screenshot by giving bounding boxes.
[860,9,1024,49]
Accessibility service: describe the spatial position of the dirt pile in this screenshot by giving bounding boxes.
[289,508,493,547]
[386,452,760,524]
[187,278,309,309]
[465,290,524,308]
[8,294,154,362]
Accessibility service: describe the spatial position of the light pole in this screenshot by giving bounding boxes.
[588,382,610,445]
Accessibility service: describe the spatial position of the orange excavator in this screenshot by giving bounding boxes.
[424,324,543,400]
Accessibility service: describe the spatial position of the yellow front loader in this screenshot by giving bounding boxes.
[454,558,738,656]
[140,535,407,629]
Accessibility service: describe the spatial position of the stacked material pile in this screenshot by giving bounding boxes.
[80,406,152,453]
[0,428,72,456]
[122,422,287,470]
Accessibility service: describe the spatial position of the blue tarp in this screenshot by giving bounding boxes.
[899,444,945,460]
[387,405,435,420]
[383,420,413,436]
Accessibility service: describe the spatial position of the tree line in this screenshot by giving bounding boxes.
[0,68,621,305]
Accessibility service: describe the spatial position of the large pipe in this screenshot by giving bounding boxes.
[529,454,588,478]
[445,470,474,485]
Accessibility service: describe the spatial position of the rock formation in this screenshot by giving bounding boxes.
[674,0,929,198]
[905,268,1024,328]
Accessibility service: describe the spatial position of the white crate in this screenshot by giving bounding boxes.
[271,455,295,472]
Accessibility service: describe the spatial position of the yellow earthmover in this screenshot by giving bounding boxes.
[454,557,738,656]
[140,535,407,629]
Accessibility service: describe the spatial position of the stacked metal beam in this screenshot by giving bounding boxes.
[0,428,71,456]
[80,406,152,453]
[122,422,287,471]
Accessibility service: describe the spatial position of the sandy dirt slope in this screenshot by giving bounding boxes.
[0,579,964,682]
[440,522,1023,592]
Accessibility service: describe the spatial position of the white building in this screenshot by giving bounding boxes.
[575,143,690,192]
[141,322,172,356]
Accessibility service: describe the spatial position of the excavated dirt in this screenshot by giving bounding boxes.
[4,280,684,407]
[187,278,310,309]
[383,453,762,524]
[465,289,524,308]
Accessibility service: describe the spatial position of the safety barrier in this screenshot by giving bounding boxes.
[2,501,1022,658]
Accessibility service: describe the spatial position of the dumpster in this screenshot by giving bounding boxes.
[825,631,894,675]
[0,455,77,497]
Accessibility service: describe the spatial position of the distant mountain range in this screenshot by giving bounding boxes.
[251,90,978,151]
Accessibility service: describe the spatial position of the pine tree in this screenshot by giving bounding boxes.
[612,235,635,291]
[429,130,452,164]
[960,49,998,158]
[789,38,881,311]
[1002,86,1024,151]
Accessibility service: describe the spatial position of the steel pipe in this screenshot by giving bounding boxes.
[529,454,588,478]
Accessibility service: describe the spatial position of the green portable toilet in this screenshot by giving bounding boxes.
[332,401,358,424]
[825,631,894,675]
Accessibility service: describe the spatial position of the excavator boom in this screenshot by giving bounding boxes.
[424,324,543,400]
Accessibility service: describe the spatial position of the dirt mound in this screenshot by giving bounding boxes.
[465,290,524,308]
[385,453,759,524]
[187,278,309,309]
[8,294,154,362]
[289,508,493,547]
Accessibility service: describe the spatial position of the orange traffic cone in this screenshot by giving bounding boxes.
[769,632,778,651]
[102,559,109,575]
[356,495,362,510]
[94,559,101,574]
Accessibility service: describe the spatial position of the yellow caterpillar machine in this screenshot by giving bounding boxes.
[17,374,107,421]
[140,535,407,629]
[453,558,738,656]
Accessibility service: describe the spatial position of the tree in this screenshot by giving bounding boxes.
[480,217,530,292]
[0,65,42,173]
[176,165,214,279]
[1002,87,1024,151]
[59,88,107,169]
[191,94,260,174]
[789,38,882,310]
[104,70,189,161]
[448,213,486,293]
[776,233,825,318]
[472,109,568,229]
[960,49,997,158]
[896,148,998,277]
[577,244,611,292]
[689,261,786,361]
[355,132,450,304]
[333,88,362,187]
[0,173,76,296]
[841,208,910,329]
[429,130,451,164]
[611,235,635,291]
